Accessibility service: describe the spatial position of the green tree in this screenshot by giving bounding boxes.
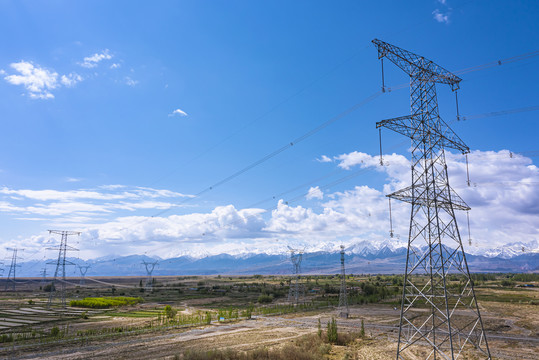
[327,317,338,344]
[360,319,365,338]
[317,318,322,338]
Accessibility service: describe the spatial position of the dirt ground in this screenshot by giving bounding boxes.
[3,304,536,360]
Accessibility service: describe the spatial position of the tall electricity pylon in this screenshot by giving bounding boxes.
[47,230,80,308]
[142,260,158,292]
[78,264,91,286]
[338,245,349,318]
[373,39,491,359]
[5,248,22,291]
[287,247,304,305]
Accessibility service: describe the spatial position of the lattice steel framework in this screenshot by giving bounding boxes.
[78,264,91,286]
[373,39,491,360]
[142,260,158,292]
[5,248,21,291]
[47,230,80,308]
[287,247,304,304]
[338,245,349,318]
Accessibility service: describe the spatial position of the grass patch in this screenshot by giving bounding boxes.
[105,311,158,318]
[70,296,143,309]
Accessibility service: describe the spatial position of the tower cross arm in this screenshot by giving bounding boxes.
[376,115,470,154]
[372,39,461,89]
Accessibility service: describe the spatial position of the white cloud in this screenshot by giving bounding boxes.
[6,150,539,259]
[125,76,138,87]
[110,63,121,69]
[80,49,112,68]
[316,155,332,163]
[306,186,323,200]
[438,0,447,4]
[169,108,188,117]
[0,185,193,221]
[60,73,83,87]
[65,177,82,183]
[3,61,86,99]
[4,61,58,99]
[433,9,450,24]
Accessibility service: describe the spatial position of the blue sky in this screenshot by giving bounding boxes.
[0,0,538,262]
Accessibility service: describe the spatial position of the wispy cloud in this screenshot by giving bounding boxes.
[60,73,83,87]
[125,76,138,87]
[316,155,332,163]
[80,49,112,68]
[169,108,188,117]
[433,9,450,24]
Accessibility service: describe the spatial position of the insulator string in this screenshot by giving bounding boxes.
[465,154,471,187]
[388,197,394,238]
[381,58,385,92]
[466,211,472,246]
[455,90,460,121]
[379,128,384,166]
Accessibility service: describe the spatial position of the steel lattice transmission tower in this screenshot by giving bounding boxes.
[338,245,349,318]
[373,39,490,359]
[142,260,158,292]
[78,264,91,286]
[40,268,47,286]
[287,247,304,305]
[47,230,80,308]
[5,248,22,291]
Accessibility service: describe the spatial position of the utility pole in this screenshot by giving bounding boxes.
[287,247,304,305]
[5,248,22,291]
[47,230,80,308]
[78,264,91,286]
[142,260,158,292]
[338,245,349,318]
[373,39,491,359]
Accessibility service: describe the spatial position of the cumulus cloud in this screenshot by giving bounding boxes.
[6,150,539,259]
[4,61,59,99]
[3,61,84,99]
[433,9,450,24]
[80,49,112,68]
[169,108,188,117]
[306,186,323,200]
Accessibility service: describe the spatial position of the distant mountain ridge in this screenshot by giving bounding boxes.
[12,241,539,277]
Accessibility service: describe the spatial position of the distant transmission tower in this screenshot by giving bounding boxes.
[47,230,80,308]
[5,248,22,291]
[78,264,91,286]
[40,268,47,286]
[142,260,158,291]
[373,39,491,359]
[338,245,349,318]
[287,247,304,305]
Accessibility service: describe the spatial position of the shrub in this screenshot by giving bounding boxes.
[164,305,177,320]
[50,327,60,337]
[257,294,273,304]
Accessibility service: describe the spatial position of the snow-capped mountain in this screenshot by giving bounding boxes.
[11,241,538,277]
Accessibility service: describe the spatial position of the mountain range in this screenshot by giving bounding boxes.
[10,240,538,277]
